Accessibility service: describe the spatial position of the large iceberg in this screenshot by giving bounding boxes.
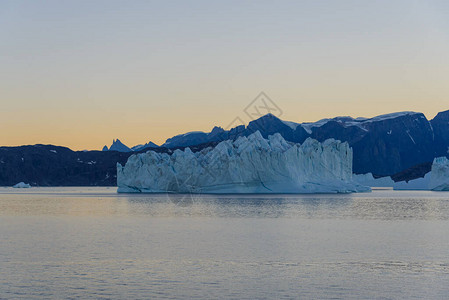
[117,132,370,193]
[117,132,370,194]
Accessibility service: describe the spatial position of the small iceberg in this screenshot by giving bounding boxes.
[353,173,395,188]
[392,156,449,191]
[430,157,449,191]
[13,182,31,188]
[393,173,430,190]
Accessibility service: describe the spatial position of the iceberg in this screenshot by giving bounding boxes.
[393,173,431,190]
[353,173,394,188]
[392,156,449,191]
[117,132,369,194]
[429,157,449,191]
[13,182,31,188]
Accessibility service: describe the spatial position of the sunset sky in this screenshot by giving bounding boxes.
[1,0,448,150]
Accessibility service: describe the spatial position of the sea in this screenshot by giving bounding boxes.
[1,187,449,299]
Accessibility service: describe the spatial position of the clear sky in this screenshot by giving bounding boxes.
[1,0,448,150]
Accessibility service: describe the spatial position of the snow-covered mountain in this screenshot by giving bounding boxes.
[117,132,370,194]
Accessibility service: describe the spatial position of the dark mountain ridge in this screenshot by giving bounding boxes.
[1,109,448,186]
[0,142,218,186]
[157,111,447,176]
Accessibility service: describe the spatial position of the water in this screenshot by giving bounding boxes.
[1,188,449,299]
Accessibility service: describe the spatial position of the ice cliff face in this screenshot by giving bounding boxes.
[117,132,369,194]
[430,157,449,191]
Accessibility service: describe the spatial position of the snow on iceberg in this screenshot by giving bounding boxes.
[13,182,31,188]
[117,131,370,194]
[429,157,449,191]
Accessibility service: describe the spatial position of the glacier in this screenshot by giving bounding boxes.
[117,132,370,194]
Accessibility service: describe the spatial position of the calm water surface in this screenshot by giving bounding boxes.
[1,188,449,299]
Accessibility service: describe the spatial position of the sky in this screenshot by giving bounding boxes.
[1,0,448,150]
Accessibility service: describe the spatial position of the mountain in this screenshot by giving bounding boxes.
[103,139,159,152]
[131,141,159,152]
[1,109,448,186]
[0,145,132,186]
[430,110,449,155]
[118,132,369,193]
[104,139,132,152]
[158,111,447,176]
[162,131,214,148]
[0,142,215,187]
[313,112,435,175]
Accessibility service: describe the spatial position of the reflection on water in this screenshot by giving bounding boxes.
[1,188,448,220]
[1,188,449,299]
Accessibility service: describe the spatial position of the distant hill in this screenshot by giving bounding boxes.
[0,142,215,186]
